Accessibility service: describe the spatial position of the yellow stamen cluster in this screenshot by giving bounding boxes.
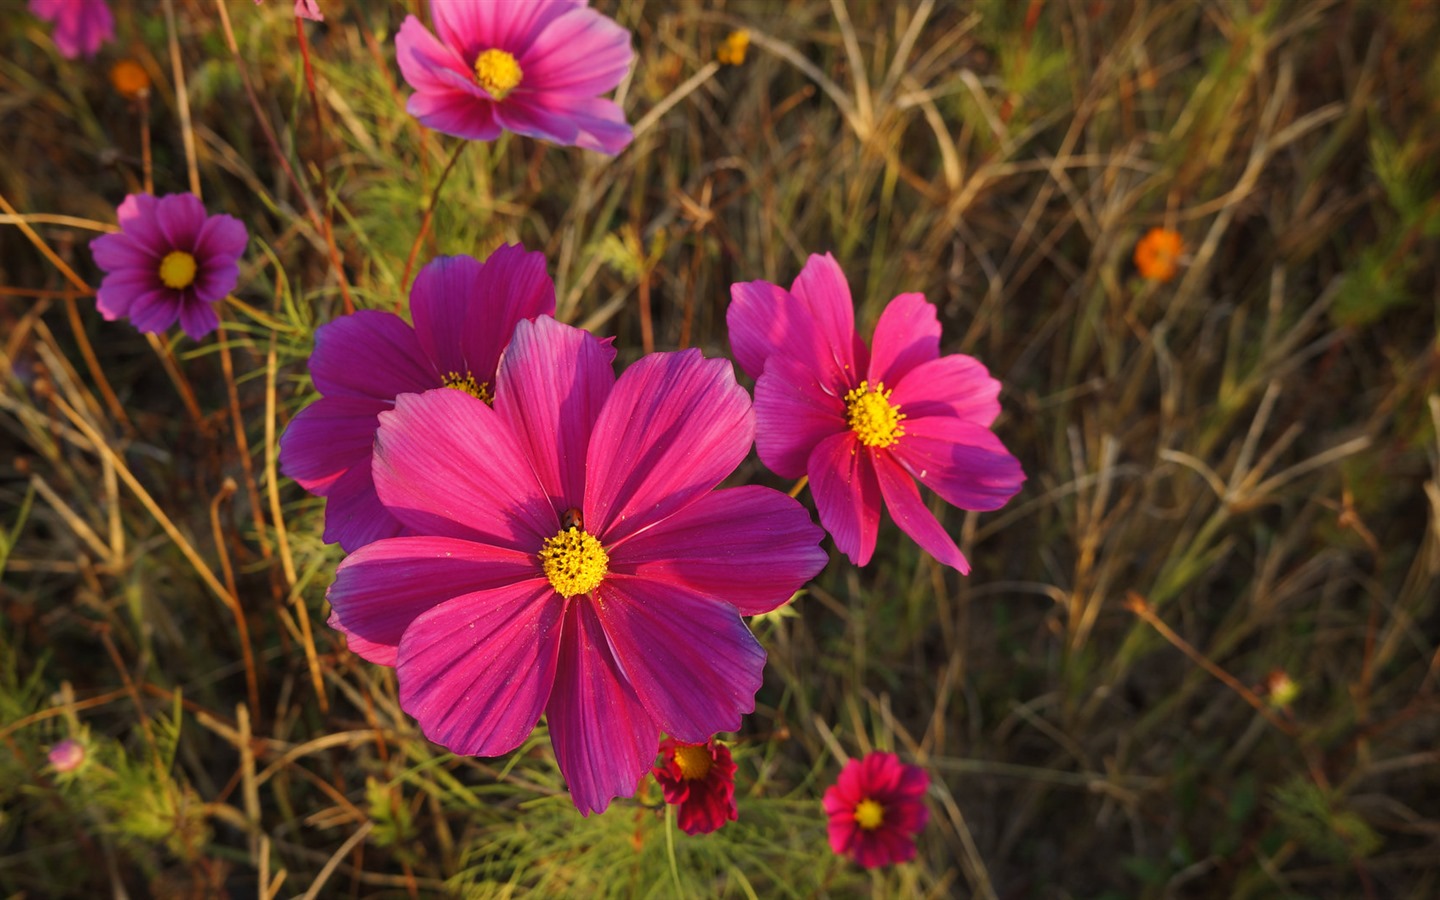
[473,48,522,100]
[539,526,608,598]
[441,370,493,405]
[844,380,905,448]
[673,744,713,781]
[854,798,885,831]
[158,250,198,290]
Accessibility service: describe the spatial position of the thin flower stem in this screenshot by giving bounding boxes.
[293,18,353,316]
[62,293,132,433]
[788,475,809,499]
[209,479,261,719]
[160,0,201,197]
[400,141,468,300]
[144,333,205,430]
[139,91,153,195]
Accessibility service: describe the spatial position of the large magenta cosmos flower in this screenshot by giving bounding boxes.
[280,246,554,552]
[728,254,1025,573]
[395,0,634,154]
[326,316,826,813]
[653,737,738,835]
[29,0,114,59]
[823,751,929,868]
[89,193,247,340]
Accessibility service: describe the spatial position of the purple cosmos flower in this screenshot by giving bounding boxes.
[823,751,929,868]
[395,0,634,155]
[325,316,827,814]
[29,0,114,59]
[253,0,323,22]
[89,193,247,340]
[728,253,1025,572]
[279,246,555,553]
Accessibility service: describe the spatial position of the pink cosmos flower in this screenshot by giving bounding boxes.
[653,737,738,835]
[254,0,324,22]
[279,246,554,552]
[823,751,929,868]
[89,193,247,340]
[47,738,86,774]
[395,0,634,155]
[29,0,114,59]
[325,316,827,813]
[728,253,1025,573]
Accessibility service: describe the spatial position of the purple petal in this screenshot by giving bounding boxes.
[495,93,632,155]
[192,259,240,303]
[521,6,633,96]
[494,316,613,512]
[807,432,882,566]
[91,232,152,271]
[308,309,436,401]
[126,290,182,334]
[866,292,938,387]
[593,575,766,742]
[177,299,220,340]
[397,582,565,757]
[891,354,1002,426]
[95,275,158,320]
[113,194,167,254]
[279,395,386,494]
[890,416,1025,511]
[872,452,969,573]
[154,193,208,253]
[328,535,542,665]
[322,461,405,551]
[194,213,248,263]
[753,352,847,480]
[607,486,826,615]
[584,350,752,544]
[372,389,554,548]
[547,600,657,815]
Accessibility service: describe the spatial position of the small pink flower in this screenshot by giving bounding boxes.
[823,751,929,868]
[728,253,1025,572]
[29,0,114,59]
[325,316,827,814]
[395,0,634,154]
[89,193,247,340]
[253,0,323,22]
[279,246,555,553]
[47,738,86,773]
[653,737,738,835]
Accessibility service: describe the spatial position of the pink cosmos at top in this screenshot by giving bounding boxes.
[279,246,555,552]
[29,0,114,60]
[324,316,827,813]
[395,0,634,155]
[254,0,324,22]
[728,254,1025,573]
[823,751,929,868]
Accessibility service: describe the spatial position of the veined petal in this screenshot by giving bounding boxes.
[127,290,181,334]
[585,350,752,544]
[327,536,540,666]
[407,87,503,142]
[891,354,1002,426]
[521,5,633,95]
[154,193,208,252]
[395,15,473,93]
[321,461,405,552]
[177,300,220,341]
[890,416,1025,511]
[593,576,765,742]
[789,253,865,385]
[607,486,826,615]
[495,94,632,156]
[91,232,151,270]
[873,452,969,573]
[867,293,938,387]
[753,353,847,480]
[397,581,565,758]
[309,310,436,401]
[431,0,573,62]
[547,600,656,815]
[807,431,882,566]
[726,279,798,381]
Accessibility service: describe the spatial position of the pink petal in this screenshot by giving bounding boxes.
[177,299,220,340]
[584,350,752,544]
[789,253,865,385]
[866,292,938,387]
[321,461,405,551]
[154,193,208,253]
[494,316,613,511]
[727,279,798,380]
[592,575,766,742]
[546,600,657,815]
[807,431,882,566]
[753,352,847,480]
[891,353,1002,426]
[293,0,322,21]
[372,389,554,548]
[431,0,574,62]
[397,581,565,757]
[890,416,1025,511]
[494,93,632,155]
[872,452,969,573]
[520,6,632,96]
[395,16,477,95]
[607,486,826,616]
[308,309,436,401]
[328,535,541,665]
[406,85,503,142]
[279,395,386,494]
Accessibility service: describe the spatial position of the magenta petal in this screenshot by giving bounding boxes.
[727,279,797,380]
[372,390,554,547]
[327,536,539,665]
[593,576,766,742]
[432,0,571,62]
[192,259,240,303]
[789,253,864,382]
[607,486,826,615]
[807,432,883,566]
[113,194,167,253]
[521,6,632,95]
[395,16,475,93]
[872,453,969,573]
[547,600,657,815]
[322,462,405,551]
[91,232,149,270]
[279,396,386,494]
[867,293,939,387]
[95,276,157,320]
[154,193,208,252]
[891,354,1002,426]
[177,299,219,340]
[308,310,436,401]
[194,213,248,263]
[494,316,613,510]
[585,350,753,544]
[407,86,503,142]
[127,290,181,334]
[753,353,847,480]
[397,582,565,757]
[891,416,1025,511]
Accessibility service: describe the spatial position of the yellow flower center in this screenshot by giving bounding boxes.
[845,380,905,448]
[539,524,608,598]
[473,48,522,100]
[673,744,713,781]
[854,798,885,830]
[441,370,492,405]
[158,250,198,290]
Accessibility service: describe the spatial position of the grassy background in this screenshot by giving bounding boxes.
[3,0,1440,896]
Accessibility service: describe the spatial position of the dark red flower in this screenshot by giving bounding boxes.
[653,737,737,835]
[823,751,929,868]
